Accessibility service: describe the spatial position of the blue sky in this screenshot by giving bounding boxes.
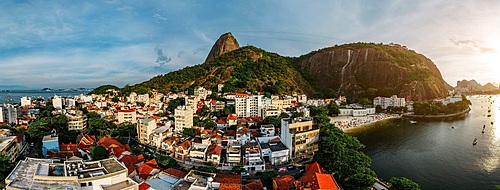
[1,0,500,88]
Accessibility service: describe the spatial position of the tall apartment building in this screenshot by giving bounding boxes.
[20,96,32,107]
[52,95,64,109]
[174,106,193,134]
[0,135,21,163]
[280,117,320,162]
[234,94,266,118]
[67,114,88,131]
[137,117,157,145]
[1,104,20,125]
[373,95,406,109]
[117,109,137,124]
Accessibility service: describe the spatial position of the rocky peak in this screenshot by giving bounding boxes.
[205,32,240,62]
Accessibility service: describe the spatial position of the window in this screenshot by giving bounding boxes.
[88,182,92,186]
[81,183,87,187]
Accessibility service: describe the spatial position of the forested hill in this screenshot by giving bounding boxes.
[121,46,315,96]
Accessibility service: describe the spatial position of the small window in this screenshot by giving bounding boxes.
[88,182,92,186]
[80,183,87,187]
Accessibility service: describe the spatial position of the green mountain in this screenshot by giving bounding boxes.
[94,35,449,101]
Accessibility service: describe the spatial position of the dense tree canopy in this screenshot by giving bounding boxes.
[388,177,421,190]
[90,146,109,160]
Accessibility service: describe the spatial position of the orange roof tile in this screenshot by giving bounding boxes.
[137,154,145,163]
[163,168,188,178]
[206,144,223,156]
[139,182,151,190]
[235,93,249,97]
[242,180,264,190]
[213,173,241,184]
[273,175,295,190]
[227,114,238,120]
[220,184,241,190]
[119,154,137,174]
[145,159,158,168]
[97,136,125,149]
[60,143,78,152]
[137,163,154,179]
[176,140,192,150]
[117,109,136,113]
[314,173,339,190]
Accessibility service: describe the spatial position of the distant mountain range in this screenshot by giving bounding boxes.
[455,80,500,94]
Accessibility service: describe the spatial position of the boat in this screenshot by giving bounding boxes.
[482,129,485,133]
[487,115,492,117]
[473,138,478,145]
[410,120,417,124]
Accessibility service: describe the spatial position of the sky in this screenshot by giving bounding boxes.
[1,0,500,89]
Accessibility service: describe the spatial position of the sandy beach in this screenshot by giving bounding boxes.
[330,113,401,132]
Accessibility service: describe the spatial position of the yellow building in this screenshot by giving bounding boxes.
[280,118,320,162]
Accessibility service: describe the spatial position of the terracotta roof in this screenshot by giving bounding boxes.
[117,109,135,113]
[176,140,192,150]
[225,130,236,137]
[273,175,295,190]
[217,119,227,125]
[163,136,179,146]
[213,173,241,184]
[227,114,238,120]
[145,159,158,168]
[137,154,145,163]
[97,136,125,149]
[163,168,188,178]
[235,93,249,97]
[240,118,247,123]
[242,180,264,190]
[137,163,154,179]
[139,182,151,190]
[314,173,339,190]
[220,183,241,190]
[60,142,78,152]
[206,144,223,156]
[16,134,23,143]
[269,137,281,143]
[119,155,137,174]
[306,162,322,175]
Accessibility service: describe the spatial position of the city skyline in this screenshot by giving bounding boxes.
[1,0,500,88]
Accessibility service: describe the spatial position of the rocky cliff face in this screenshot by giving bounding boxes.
[205,32,240,62]
[296,43,449,101]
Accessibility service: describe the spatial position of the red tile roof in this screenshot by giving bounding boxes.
[60,143,78,152]
[163,168,188,178]
[227,114,238,120]
[242,180,264,190]
[97,136,125,149]
[136,154,145,163]
[235,93,249,97]
[117,109,136,113]
[213,173,241,184]
[137,163,154,179]
[220,184,241,190]
[273,175,295,190]
[206,144,223,157]
[139,182,151,190]
[119,155,137,174]
[314,173,339,190]
[145,159,158,168]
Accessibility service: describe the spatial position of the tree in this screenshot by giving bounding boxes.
[388,177,421,190]
[166,97,185,113]
[264,92,272,98]
[182,128,197,137]
[327,101,340,116]
[27,118,51,139]
[112,122,138,138]
[358,97,372,106]
[261,170,278,183]
[309,105,329,116]
[156,155,177,169]
[0,153,14,188]
[50,115,68,133]
[112,97,120,103]
[262,116,280,128]
[496,185,500,190]
[375,105,383,113]
[279,112,290,118]
[90,146,109,160]
[344,173,376,190]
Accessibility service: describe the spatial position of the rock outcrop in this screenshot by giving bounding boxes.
[205,32,240,62]
[455,80,499,93]
[296,43,449,101]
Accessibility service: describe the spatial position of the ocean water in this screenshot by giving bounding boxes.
[0,90,88,104]
[349,95,500,189]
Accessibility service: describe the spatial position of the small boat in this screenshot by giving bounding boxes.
[482,129,485,133]
[491,122,494,125]
[487,115,492,117]
[473,138,478,145]
[410,120,417,124]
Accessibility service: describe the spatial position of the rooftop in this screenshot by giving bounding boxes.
[0,136,16,151]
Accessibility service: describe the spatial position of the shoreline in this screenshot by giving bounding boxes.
[330,114,401,132]
[402,107,471,120]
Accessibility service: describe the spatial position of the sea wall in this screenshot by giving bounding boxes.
[403,107,471,120]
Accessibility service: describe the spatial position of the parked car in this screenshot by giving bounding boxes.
[241,172,250,177]
[278,168,287,173]
[287,165,295,170]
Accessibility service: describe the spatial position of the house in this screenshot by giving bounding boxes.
[243,142,265,171]
[206,143,223,165]
[242,180,265,190]
[173,140,192,160]
[77,134,96,151]
[296,162,340,190]
[141,168,188,190]
[226,141,241,165]
[188,142,208,163]
[272,175,295,190]
[42,129,59,158]
[281,118,319,162]
[150,125,172,148]
[260,124,276,137]
[227,114,238,126]
[137,159,161,179]
[161,136,179,152]
[212,173,241,189]
[256,137,289,166]
[236,127,251,145]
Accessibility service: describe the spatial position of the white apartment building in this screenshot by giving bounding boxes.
[53,95,64,109]
[243,142,265,171]
[256,136,289,166]
[373,95,406,109]
[174,106,193,134]
[137,117,157,145]
[117,109,137,124]
[67,114,88,131]
[339,107,376,117]
[234,93,267,118]
[20,97,31,107]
